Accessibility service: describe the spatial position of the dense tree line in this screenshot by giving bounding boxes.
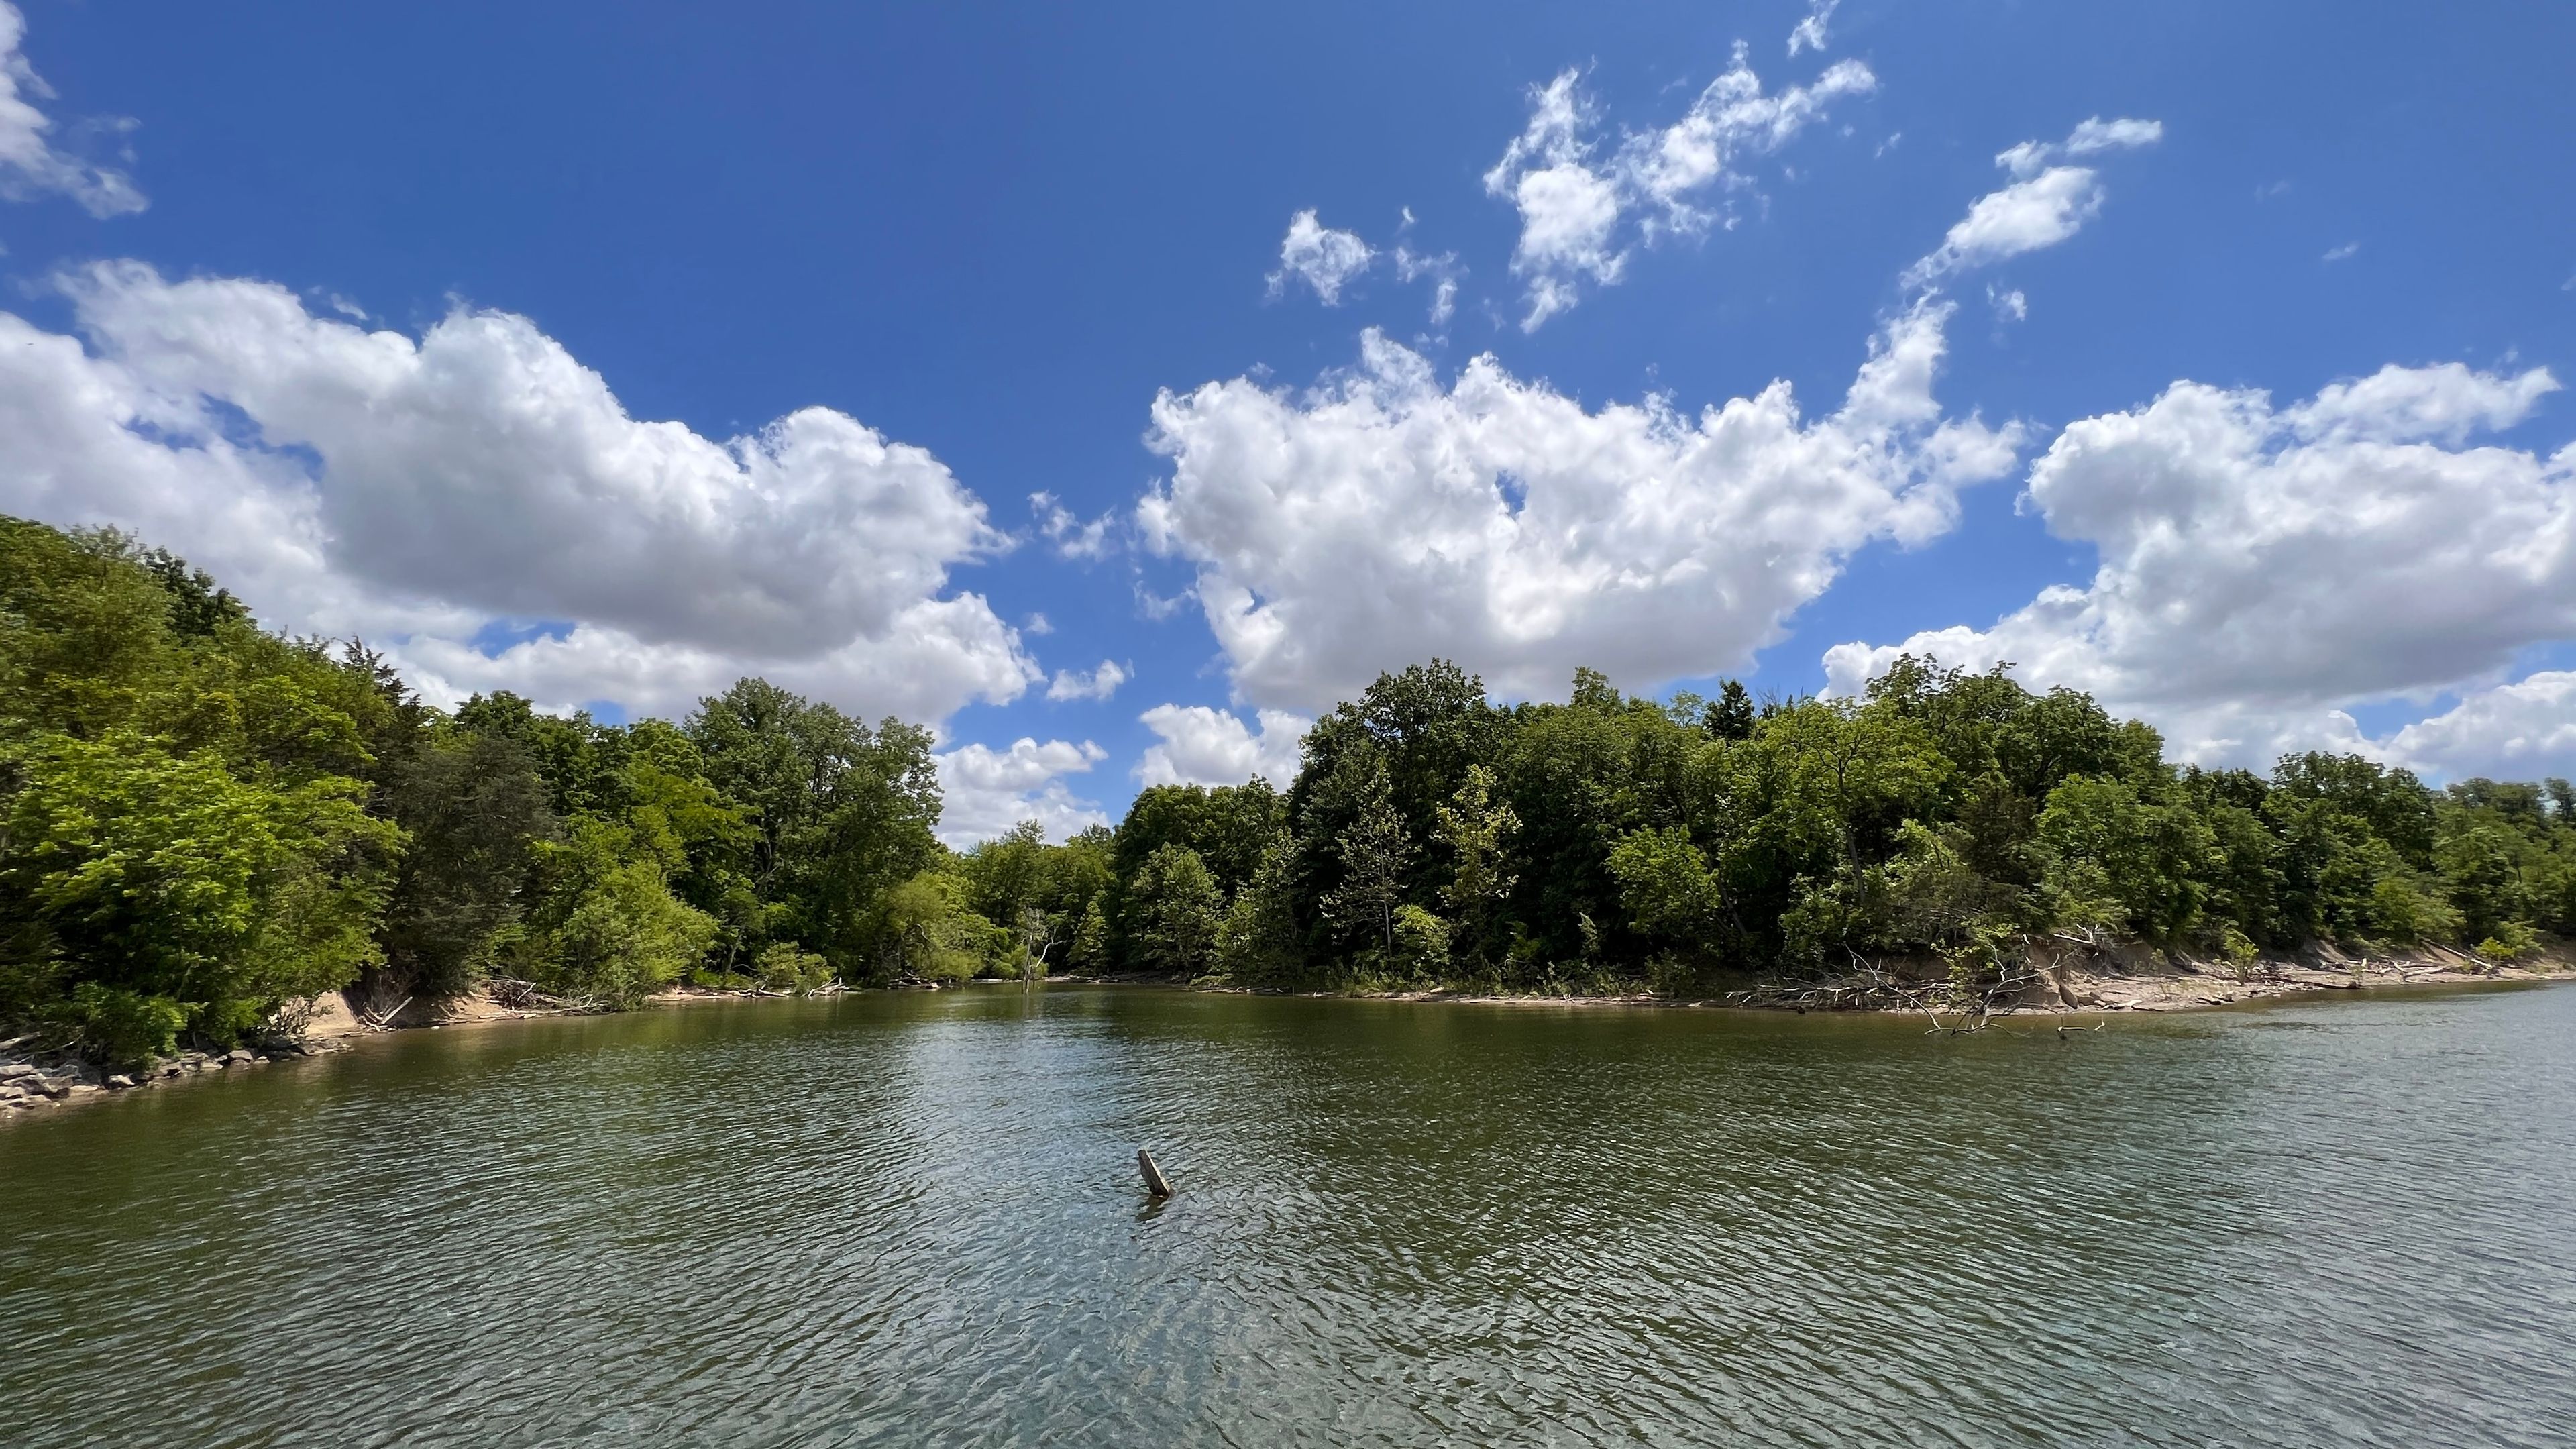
[1091,659,2576,994]
[0,517,1025,1066]
[7,515,2571,1067]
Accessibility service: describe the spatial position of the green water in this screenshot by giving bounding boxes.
[4,983,2573,1447]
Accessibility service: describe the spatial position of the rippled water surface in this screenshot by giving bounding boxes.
[6,983,2575,1447]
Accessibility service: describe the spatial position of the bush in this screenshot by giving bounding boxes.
[52,983,189,1068]
[870,871,1011,983]
[2474,923,2537,963]
[1389,904,1451,981]
[513,821,718,1006]
[755,941,834,992]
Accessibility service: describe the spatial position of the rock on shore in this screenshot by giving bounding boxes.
[0,1027,347,1118]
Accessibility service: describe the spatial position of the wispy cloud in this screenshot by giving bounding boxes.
[0,2,147,216]
[1485,46,1876,329]
[1266,209,1374,305]
[1902,116,2161,290]
[1030,491,1115,560]
[1787,0,1839,56]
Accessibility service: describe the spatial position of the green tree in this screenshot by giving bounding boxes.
[368,728,556,1006]
[2034,776,2216,943]
[1216,834,1304,985]
[1126,843,1224,976]
[509,816,717,1006]
[1606,826,1725,955]
[1067,897,1112,972]
[1701,680,1756,741]
[867,871,1010,983]
[1323,788,1413,959]
[1434,763,1519,966]
[0,728,400,1053]
[2436,822,2531,945]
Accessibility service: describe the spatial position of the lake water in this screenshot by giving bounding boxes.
[5,983,2573,1447]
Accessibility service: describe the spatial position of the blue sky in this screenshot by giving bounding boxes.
[5,1,2575,840]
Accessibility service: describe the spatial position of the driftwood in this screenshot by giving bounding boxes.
[1723,947,2051,1035]
[485,978,606,1014]
[1136,1149,1173,1199]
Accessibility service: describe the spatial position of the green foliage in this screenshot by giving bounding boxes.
[755,941,835,992]
[0,513,980,1051]
[1215,835,1305,985]
[1160,652,2570,994]
[962,820,1112,973]
[1434,764,1519,967]
[1114,781,1285,899]
[1126,843,1224,977]
[2436,822,2529,945]
[509,818,718,1006]
[5,510,2569,1044]
[1607,826,1725,954]
[2474,922,2538,963]
[1,727,398,1043]
[684,678,941,973]
[50,983,191,1068]
[869,870,1012,984]
[1701,680,1756,741]
[372,727,556,1002]
[2034,777,2217,943]
[1068,897,1111,971]
[1387,904,1450,981]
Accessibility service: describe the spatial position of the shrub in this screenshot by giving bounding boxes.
[2473,923,2537,963]
[1389,904,1451,981]
[755,941,834,992]
[53,983,189,1068]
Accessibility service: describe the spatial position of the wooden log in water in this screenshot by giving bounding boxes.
[1136,1148,1173,1199]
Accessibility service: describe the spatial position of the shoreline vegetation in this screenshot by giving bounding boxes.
[9,512,2576,1113]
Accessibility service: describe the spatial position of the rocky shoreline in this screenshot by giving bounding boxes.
[0,1034,352,1117]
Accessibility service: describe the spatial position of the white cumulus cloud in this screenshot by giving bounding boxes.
[1136,705,1312,788]
[2386,674,2576,782]
[1822,361,2576,774]
[1139,298,2019,711]
[1046,659,1129,702]
[1267,209,1375,305]
[0,262,1037,722]
[1485,50,1876,329]
[0,2,144,216]
[935,739,1110,846]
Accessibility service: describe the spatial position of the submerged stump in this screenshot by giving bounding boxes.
[1136,1148,1173,1199]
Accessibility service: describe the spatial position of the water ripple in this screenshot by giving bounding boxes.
[4,985,2573,1446]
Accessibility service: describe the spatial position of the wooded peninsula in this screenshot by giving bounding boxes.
[5,513,2571,1077]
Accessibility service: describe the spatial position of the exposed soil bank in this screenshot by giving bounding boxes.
[1075,944,2576,1018]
